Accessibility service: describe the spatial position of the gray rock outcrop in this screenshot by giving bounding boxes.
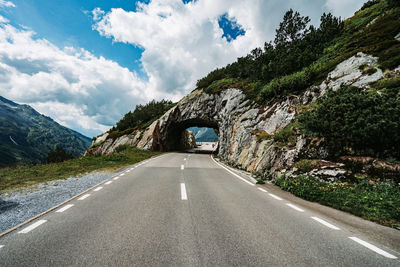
[87,53,396,180]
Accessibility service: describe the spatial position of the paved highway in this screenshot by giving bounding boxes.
[0,153,399,266]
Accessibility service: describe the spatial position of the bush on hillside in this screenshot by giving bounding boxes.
[112,100,176,134]
[46,146,74,163]
[196,10,344,95]
[298,85,400,159]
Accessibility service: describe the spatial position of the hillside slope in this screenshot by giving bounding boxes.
[0,96,91,167]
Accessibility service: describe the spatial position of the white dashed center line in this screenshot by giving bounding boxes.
[120,173,125,176]
[349,237,397,259]
[184,158,187,161]
[113,177,120,180]
[94,187,103,192]
[311,216,340,230]
[56,204,74,213]
[181,165,184,170]
[18,220,47,234]
[181,183,187,200]
[0,245,4,249]
[105,181,112,185]
[268,193,283,200]
[286,203,304,212]
[78,194,90,200]
[258,188,268,193]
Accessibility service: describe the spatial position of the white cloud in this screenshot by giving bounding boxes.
[0,0,15,8]
[0,15,9,23]
[92,0,365,100]
[0,24,151,137]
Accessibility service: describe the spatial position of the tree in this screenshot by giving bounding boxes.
[46,146,74,163]
[274,9,310,45]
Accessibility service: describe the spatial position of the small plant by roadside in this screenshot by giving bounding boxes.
[274,175,400,228]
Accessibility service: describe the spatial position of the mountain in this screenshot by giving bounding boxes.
[0,96,91,168]
[188,127,218,142]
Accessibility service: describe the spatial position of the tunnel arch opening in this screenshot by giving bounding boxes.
[152,117,219,152]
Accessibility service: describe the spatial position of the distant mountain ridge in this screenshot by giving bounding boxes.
[0,96,91,168]
[188,127,218,142]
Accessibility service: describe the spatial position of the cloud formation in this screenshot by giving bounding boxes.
[0,0,365,137]
[93,0,365,98]
[0,0,15,8]
[0,24,150,137]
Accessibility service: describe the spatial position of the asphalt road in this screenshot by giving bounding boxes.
[0,153,399,266]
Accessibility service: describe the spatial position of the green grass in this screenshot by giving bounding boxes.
[273,122,300,147]
[275,175,400,228]
[0,147,161,194]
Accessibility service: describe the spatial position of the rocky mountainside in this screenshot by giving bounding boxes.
[0,96,91,167]
[87,1,400,182]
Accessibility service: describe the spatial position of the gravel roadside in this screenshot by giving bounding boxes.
[0,167,128,233]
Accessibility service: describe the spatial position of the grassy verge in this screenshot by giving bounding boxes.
[0,147,161,194]
[274,175,400,229]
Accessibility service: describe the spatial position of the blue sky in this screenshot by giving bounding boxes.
[0,0,366,137]
[4,0,146,76]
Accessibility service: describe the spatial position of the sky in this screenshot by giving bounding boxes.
[0,0,366,137]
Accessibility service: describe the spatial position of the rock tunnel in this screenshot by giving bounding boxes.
[152,116,219,151]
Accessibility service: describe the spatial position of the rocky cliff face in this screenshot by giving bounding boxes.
[88,53,399,180]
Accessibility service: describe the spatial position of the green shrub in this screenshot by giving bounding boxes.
[387,0,400,7]
[204,78,238,94]
[273,124,298,147]
[259,70,310,101]
[115,145,130,153]
[361,0,380,11]
[112,100,175,134]
[46,146,74,163]
[371,76,400,89]
[299,85,400,159]
[275,175,400,228]
[295,159,319,172]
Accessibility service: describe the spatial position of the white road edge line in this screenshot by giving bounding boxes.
[258,188,268,193]
[311,217,340,230]
[18,220,47,234]
[211,156,254,186]
[269,193,283,200]
[349,237,397,259]
[78,194,90,200]
[120,173,125,176]
[56,204,74,213]
[94,187,103,192]
[181,164,184,170]
[181,183,187,200]
[286,203,304,212]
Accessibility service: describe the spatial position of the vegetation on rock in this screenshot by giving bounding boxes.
[108,99,175,140]
[299,84,400,160]
[197,0,399,104]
